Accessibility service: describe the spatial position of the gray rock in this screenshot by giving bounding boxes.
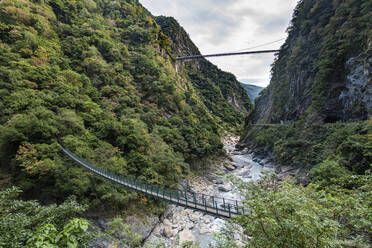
[189,213,200,223]
[125,215,160,239]
[163,219,171,226]
[264,162,275,168]
[206,174,217,182]
[178,228,195,244]
[179,179,190,191]
[232,162,244,168]
[260,158,270,164]
[214,178,224,184]
[163,225,175,238]
[186,222,195,229]
[89,237,111,248]
[218,184,232,192]
[224,163,236,171]
[280,166,295,173]
[238,170,251,178]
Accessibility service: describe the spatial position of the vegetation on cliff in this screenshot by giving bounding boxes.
[236,0,371,246]
[253,0,371,123]
[242,0,371,178]
[0,0,250,213]
[155,16,252,131]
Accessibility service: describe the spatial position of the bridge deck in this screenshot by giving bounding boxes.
[176,49,279,60]
[60,145,244,218]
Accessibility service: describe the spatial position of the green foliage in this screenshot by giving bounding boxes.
[212,223,240,248]
[0,0,229,212]
[27,218,92,248]
[155,16,251,132]
[0,187,92,248]
[180,241,200,248]
[244,121,371,175]
[228,174,371,248]
[310,159,351,186]
[105,217,142,248]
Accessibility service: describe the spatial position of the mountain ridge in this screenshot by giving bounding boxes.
[239,83,264,103]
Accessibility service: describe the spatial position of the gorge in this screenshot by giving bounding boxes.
[0,0,371,247]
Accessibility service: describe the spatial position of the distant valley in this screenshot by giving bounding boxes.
[239,83,264,103]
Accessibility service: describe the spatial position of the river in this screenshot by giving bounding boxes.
[144,136,275,247]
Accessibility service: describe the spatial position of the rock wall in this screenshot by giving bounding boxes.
[251,0,371,124]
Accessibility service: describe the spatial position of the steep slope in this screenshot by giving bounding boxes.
[0,0,230,210]
[239,83,264,103]
[240,0,371,176]
[155,16,252,130]
[252,0,371,123]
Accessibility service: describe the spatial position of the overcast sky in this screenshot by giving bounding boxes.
[139,0,299,87]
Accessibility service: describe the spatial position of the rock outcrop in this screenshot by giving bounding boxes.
[251,0,371,124]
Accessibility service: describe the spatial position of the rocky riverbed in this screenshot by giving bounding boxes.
[89,136,280,248]
[142,136,276,247]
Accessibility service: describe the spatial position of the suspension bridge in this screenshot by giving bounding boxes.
[176,49,279,60]
[60,145,246,218]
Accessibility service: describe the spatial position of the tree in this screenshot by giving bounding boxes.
[222,174,371,248]
[0,187,92,248]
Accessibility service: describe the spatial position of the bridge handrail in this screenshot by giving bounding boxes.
[59,145,247,217]
[176,49,279,60]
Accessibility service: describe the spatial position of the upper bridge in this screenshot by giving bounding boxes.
[60,145,246,218]
[176,49,279,60]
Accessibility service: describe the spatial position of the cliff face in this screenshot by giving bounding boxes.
[252,0,371,124]
[155,16,252,129]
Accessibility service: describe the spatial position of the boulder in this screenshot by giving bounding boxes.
[260,158,269,164]
[264,162,275,168]
[199,226,210,234]
[232,162,244,168]
[186,222,195,230]
[125,215,160,239]
[163,225,175,238]
[238,170,251,177]
[163,219,171,226]
[189,213,200,223]
[280,166,295,173]
[178,228,195,244]
[172,215,181,224]
[214,178,224,184]
[218,184,232,192]
[224,163,236,171]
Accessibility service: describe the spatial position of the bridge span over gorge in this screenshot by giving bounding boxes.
[175,49,279,60]
[60,145,247,218]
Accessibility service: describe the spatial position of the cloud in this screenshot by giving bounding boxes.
[140,0,299,87]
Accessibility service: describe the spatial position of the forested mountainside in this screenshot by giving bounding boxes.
[252,0,371,123]
[155,16,252,130]
[234,1,371,246]
[0,0,247,211]
[239,83,264,103]
[240,0,371,187]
